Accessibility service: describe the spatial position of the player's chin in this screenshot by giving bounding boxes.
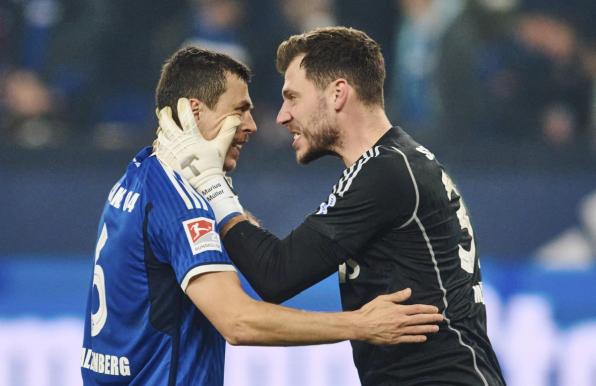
[296,147,325,165]
[295,151,308,165]
[223,146,241,171]
[223,156,238,172]
[294,145,310,165]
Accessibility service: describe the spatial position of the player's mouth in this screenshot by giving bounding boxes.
[291,129,303,150]
[229,141,246,158]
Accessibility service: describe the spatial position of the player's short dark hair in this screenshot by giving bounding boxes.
[155,46,251,118]
[276,26,386,107]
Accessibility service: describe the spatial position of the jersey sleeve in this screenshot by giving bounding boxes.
[304,150,417,257]
[223,219,345,303]
[145,159,235,292]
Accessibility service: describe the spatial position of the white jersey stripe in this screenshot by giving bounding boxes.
[337,154,367,196]
[337,147,377,197]
[390,147,419,229]
[337,159,364,197]
[333,146,382,198]
[415,215,489,386]
[181,264,236,292]
[172,171,209,210]
[335,162,357,194]
[188,186,208,210]
[175,174,202,209]
[158,160,194,210]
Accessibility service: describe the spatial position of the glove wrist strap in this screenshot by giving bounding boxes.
[191,174,244,225]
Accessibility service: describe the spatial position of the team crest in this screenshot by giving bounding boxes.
[182,217,222,255]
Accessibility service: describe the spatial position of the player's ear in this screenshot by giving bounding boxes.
[331,79,348,111]
[188,98,203,122]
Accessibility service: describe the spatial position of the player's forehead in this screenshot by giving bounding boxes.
[217,73,253,110]
[281,54,311,96]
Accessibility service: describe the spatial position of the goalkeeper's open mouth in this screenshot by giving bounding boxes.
[291,131,304,151]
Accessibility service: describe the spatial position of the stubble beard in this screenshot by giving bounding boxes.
[297,101,341,165]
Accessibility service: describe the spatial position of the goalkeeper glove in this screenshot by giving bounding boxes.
[155,97,244,225]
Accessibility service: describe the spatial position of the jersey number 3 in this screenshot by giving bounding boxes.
[91,224,109,336]
[441,171,476,273]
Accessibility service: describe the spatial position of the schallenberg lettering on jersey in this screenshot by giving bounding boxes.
[182,217,222,255]
[81,348,131,377]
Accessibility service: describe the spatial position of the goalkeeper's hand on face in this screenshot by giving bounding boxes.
[154,97,244,226]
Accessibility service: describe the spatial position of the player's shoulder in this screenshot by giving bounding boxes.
[141,153,211,215]
[377,127,445,173]
[378,127,434,160]
[330,144,416,201]
[353,142,419,181]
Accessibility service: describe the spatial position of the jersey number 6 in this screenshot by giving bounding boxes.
[91,224,108,336]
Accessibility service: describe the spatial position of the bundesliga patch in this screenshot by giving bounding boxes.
[182,217,222,255]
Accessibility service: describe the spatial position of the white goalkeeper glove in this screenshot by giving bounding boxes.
[155,97,244,225]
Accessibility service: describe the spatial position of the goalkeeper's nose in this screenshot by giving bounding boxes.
[276,105,292,126]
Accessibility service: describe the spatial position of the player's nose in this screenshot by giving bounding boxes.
[243,111,257,133]
[276,103,291,126]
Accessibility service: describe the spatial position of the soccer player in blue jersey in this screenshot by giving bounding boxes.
[81,47,444,386]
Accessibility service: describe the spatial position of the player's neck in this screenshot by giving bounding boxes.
[337,107,392,167]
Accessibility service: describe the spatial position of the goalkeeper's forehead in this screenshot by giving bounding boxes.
[281,54,318,97]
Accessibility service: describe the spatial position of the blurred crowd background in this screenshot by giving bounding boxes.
[1,0,595,153]
[1,0,595,263]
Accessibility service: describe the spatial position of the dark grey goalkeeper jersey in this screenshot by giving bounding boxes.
[304,127,504,385]
[224,126,505,385]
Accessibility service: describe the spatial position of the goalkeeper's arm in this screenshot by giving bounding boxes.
[222,218,345,304]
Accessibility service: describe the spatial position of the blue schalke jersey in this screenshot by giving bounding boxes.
[81,147,236,385]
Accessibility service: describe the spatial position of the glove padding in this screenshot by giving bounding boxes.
[155,98,244,225]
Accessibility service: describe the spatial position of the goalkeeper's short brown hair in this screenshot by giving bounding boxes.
[276,26,386,107]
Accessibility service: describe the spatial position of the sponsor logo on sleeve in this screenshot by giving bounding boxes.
[182,217,222,255]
